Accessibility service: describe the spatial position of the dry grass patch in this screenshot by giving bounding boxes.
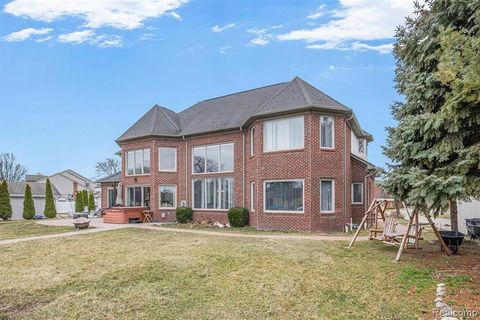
[0,228,477,319]
[0,220,73,241]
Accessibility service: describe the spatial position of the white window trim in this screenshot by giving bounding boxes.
[263,179,305,214]
[351,182,364,204]
[125,185,150,208]
[191,178,234,211]
[192,142,234,175]
[263,115,305,153]
[159,147,177,172]
[320,179,335,213]
[159,185,177,209]
[250,127,255,156]
[250,181,256,212]
[320,115,335,150]
[125,148,151,176]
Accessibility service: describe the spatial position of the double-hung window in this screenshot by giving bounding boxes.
[358,139,365,154]
[192,177,234,210]
[352,183,363,204]
[264,180,304,212]
[250,127,255,156]
[159,147,177,171]
[126,186,150,207]
[126,149,150,175]
[159,185,176,208]
[263,116,304,152]
[250,181,256,211]
[320,116,334,149]
[192,143,234,174]
[320,180,334,213]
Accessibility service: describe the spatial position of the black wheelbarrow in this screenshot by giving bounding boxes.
[439,231,465,254]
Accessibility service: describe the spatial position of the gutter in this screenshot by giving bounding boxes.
[344,113,354,231]
[242,127,246,207]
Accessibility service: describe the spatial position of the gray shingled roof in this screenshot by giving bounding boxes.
[6,181,60,197]
[96,172,122,183]
[117,76,370,142]
[25,174,46,182]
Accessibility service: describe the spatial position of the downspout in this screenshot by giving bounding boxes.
[364,170,376,214]
[184,136,188,207]
[241,127,246,207]
[344,114,354,231]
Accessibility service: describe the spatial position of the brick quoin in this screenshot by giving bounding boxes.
[108,111,374,232]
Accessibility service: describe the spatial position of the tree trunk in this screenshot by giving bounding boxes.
[449,199,458,231]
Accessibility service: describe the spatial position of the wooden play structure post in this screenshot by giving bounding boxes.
[349,198,452,261]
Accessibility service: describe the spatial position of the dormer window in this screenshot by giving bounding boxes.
[358,139,365,153]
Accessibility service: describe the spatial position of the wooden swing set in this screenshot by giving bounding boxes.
[348,198,452,261]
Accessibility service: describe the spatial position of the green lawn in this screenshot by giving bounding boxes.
[0,220,74,240]
[1,227,476,319]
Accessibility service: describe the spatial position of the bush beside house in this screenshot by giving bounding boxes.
[75,191,84,213]
[227,207,249,227]
[23,184,35,219]
[88,192,95,212]
[43,179,57,218]
[0,180,12,221]
[176,207,193,223]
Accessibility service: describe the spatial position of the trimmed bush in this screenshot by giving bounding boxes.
[176,207,193,223]
[82,190,88,208]
[0,180,12,221]
[43,178,57,218]
[75,191,84,212]
[227,207,249,227]
[88,192,95,212]
[23,184,35,219]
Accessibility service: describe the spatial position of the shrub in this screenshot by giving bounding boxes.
[23,184,35,219]
[227,207,249,227]
[43,178,57,218]
[88,192,95,211]
[0,181,12,221]
[75,191,84,212]
[176,207,193,223]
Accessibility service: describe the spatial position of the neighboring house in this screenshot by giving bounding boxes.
[36,170,100,208]
[96,172,122,208]
[103,76,375,231]
[6,181,60,219]
[457,201,480,234]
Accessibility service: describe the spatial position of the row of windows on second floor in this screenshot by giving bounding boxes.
[124,114,368,176]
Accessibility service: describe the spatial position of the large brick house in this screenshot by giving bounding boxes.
[101,76,375,231]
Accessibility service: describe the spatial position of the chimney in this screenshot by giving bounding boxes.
[73,181,78,198]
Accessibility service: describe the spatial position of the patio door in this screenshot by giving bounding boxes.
[108,188,117,208]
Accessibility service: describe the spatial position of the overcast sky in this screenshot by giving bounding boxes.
[0,0,414,178]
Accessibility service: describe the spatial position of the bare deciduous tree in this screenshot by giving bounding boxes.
[96,158,120,177]
[0,153,27,182]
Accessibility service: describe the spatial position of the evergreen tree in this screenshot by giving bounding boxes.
[75,191,84,212]
[384,0,480,230]
[0,180,12,221]
[43,178,57,218]
[88,192,95,212]
[82,190,88,208]
[23,184,35,219]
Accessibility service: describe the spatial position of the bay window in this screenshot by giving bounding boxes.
[126,149,150,175]
[193,143,234,174]
[193,177,234,210]
[263,116,304,152]
[320,116,334,149]
[320,180,334,213]
[264,180,304,212]
[159,147,177,171]
[126,186,150,207]
[352,183,363,204]
[159,185,176,208]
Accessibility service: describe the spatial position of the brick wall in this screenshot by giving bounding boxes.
[104,112,373,232]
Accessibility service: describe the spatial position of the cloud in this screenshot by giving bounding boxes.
[58,30,122,47]
[36,35,53,43]
[247,25,282,46]
[307,4,327,19]
[278,0,413,53]
[2,27,52,41]
[219,46,231,54]
[4,0,189,30]
[211,23,236,33]
[167,12,182,20]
